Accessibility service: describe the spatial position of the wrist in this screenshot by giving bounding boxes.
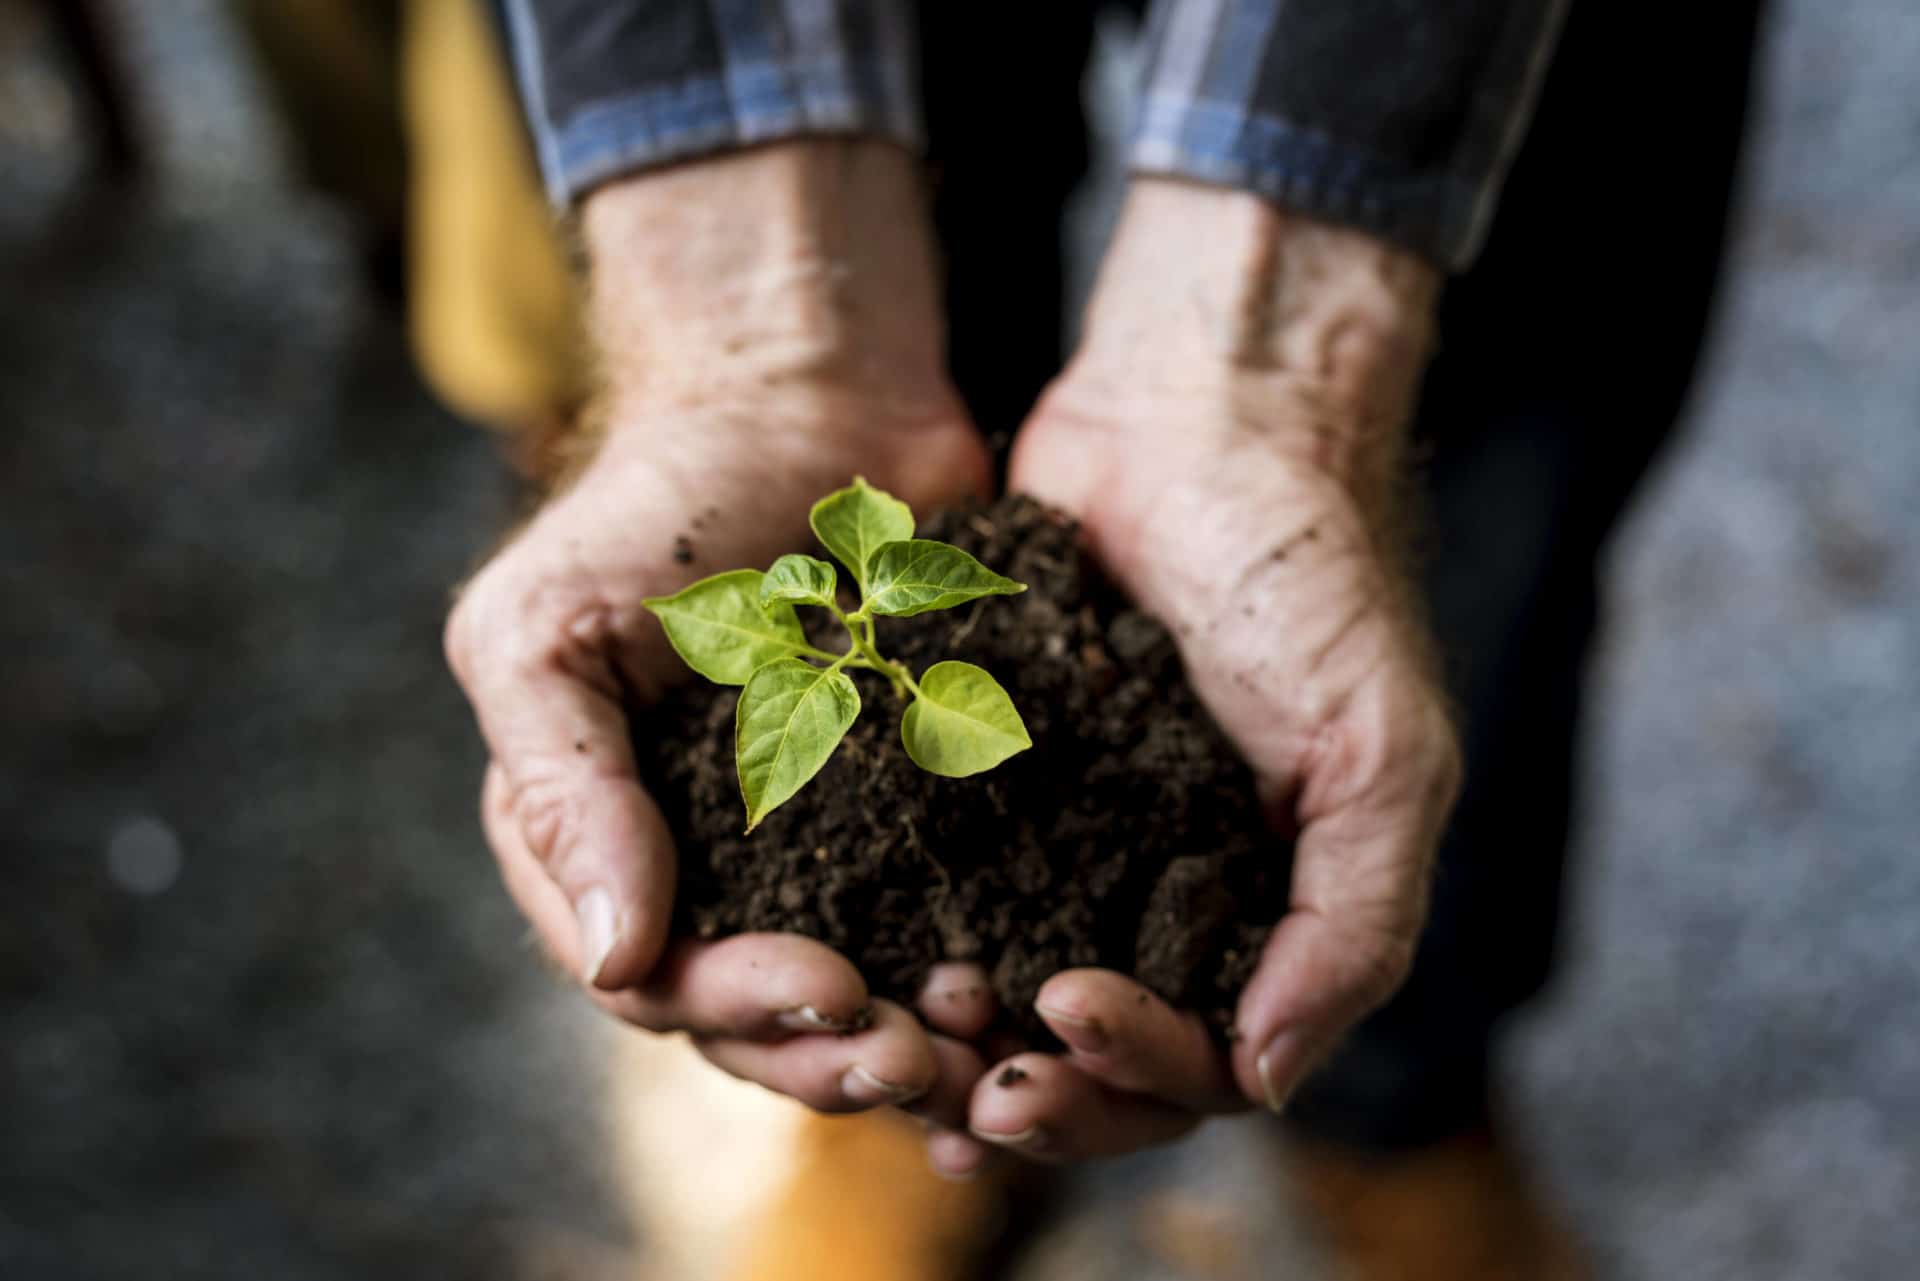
[1062,179,1439,494]
[581,140,955,417]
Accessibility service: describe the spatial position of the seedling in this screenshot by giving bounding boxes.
[643,478,1032,830]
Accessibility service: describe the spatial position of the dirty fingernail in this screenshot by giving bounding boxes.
[842,1065,924,1107]
[1036,1004,1109,1053]
[1256,1030,1304,1114]
[575,888,618,986]
[777,1004,848,1033]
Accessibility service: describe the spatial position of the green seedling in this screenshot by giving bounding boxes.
[643,478,1032,831]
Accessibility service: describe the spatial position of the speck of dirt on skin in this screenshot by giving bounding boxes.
[996,1065,1030,1088]
[574,740,586,753]
[1138,992,1150,1006]
[672,536,695,564]
[1268,525,1322,564]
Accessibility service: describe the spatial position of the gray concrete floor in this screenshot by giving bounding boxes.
[3,2,1915,1279]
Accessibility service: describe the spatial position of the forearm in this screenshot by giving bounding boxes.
[581,140,950,416]
[1065,179,1440,511]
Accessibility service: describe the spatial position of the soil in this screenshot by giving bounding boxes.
[636,495,1290,1042]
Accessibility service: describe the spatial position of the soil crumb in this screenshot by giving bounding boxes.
[637,495,1289,1042]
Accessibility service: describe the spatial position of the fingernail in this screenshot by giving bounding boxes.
[842,1065,925,1107]
[927,1134,989,1182]
[1256,1030,1304,1114]
[776,1004,849,1033]
[970,1124,1050,1154]
[1036,1003,1109,1053]
[575,888,618,985]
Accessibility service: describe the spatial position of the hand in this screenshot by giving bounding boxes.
[445,142,998,1118]
[957,182,1463,1164]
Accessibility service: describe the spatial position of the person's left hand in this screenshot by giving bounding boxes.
[928,184,1462,1172]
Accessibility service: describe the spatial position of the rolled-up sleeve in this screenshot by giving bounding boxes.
[1130,0,1569,270]
[502,0,921,205]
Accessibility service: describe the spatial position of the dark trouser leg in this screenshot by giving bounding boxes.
[1287,1,1768,1151]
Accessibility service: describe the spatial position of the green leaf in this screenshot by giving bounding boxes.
[900,661,1031,777]
[736,659,861,830]
[759,553,839,611]
[864,540,1027,617]
[809,476,914,592]
[642,570,813,685]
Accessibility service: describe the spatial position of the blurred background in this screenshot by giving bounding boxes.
[2,2,1916,1278]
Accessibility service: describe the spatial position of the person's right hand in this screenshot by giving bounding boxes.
[444,142,999,1119]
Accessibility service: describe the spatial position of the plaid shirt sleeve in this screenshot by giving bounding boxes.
[503,0,1564,271]
[500,0,920,205]
[1130,0,1570,270]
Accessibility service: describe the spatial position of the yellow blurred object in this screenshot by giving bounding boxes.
[398,0,586,437]
[727,1111,1005,1281]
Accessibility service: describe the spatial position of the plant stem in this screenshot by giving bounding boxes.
[830,601,918,699]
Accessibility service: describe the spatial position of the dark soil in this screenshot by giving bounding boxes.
[636,495,1290,1042]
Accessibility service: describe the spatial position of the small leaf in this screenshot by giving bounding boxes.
[809,476,915,592]
[900,661,1031,777]
[864,540,1026,617]
[760,553,839,610]
[642,570,813,685]
[736,659,861,830]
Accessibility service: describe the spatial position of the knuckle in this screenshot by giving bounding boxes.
[442,592,480,685]
[509,770,586,872]
[447,559,622,690]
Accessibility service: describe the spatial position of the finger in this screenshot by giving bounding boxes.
[601,933,876,1038]
[926,1128,994,1182]
[693,999,937,1114]
[1231,679,1459,1112]
[1034,970,1243,1113]
[902,1034,995,1184]
[453,579,673,989]
[901,1032,989,1131]
[1228,910,1416,1114]
[916,963,997,1041]
[968,1053,1198,1162]
[489,790,873,1037]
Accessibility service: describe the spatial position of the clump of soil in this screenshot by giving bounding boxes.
[636,495,1290,1041]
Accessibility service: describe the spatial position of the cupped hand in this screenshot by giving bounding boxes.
[446,384,994,1114]
[964,191,1463,1160]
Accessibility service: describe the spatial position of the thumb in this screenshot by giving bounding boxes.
[448,597,675,989]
